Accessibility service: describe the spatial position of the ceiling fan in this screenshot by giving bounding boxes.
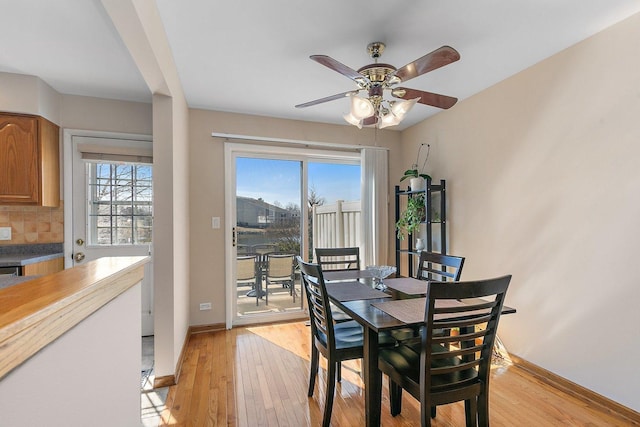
[295,42,460,129]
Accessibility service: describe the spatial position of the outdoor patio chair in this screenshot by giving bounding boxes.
[236,253,261,306]
[264,252,296,304]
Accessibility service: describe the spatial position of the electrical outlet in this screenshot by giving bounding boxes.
[199,302,212,311]
[0,227,11,241]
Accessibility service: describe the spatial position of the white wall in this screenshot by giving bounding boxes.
[0,284,142,427]
[400,12,640,411]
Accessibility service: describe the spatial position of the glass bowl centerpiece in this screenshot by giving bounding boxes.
[365,265,397,291]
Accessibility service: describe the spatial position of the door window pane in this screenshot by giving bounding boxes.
[87,162,153,245]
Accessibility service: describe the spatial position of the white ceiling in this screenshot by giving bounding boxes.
[2,1,640,130]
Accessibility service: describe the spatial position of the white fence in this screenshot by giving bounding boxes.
[312,200,361,256]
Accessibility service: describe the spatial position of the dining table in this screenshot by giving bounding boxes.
[323,274,516,427]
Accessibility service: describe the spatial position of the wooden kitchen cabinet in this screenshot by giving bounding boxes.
[22,257,64,276]
[0,112,60,207]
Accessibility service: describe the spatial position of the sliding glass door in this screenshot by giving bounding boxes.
[226,143,361,326]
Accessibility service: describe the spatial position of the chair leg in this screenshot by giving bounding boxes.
[322,358,337,427]
[389,380,403,416]
[290,280,296,303]
[264,280,268,305]
[464,398,478,427]
[308,345,319,397]
[431,406,436,418]
[419,397,432,427]
[254,283,259,306]
[478,391,489,427]
[337,362,342,382]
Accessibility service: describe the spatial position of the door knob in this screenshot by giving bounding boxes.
[74,252,86,262]
[76,238,84,246]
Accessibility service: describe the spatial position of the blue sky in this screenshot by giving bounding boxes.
[236,157,360,207]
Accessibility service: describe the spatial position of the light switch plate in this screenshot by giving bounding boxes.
[211,217,220,229]
[0,227,11,241]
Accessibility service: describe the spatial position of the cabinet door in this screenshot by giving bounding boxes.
[22,258,64,276]
[0,114,40,204]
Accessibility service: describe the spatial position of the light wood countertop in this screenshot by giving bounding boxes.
[0,256,149,380]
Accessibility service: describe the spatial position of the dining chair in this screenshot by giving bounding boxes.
[314,247,361,271]
[264,252,296,304]
[236,254,261,306]
[392,251,466,343]
[416,251,465,282]
[296,256,365,427]
[378,275,512,427]
[314,247,361,323]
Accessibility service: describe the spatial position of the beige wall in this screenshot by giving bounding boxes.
[60,95,152,134]
[400,12,640,411]
[188,109,400,326]
[0,72,60,123]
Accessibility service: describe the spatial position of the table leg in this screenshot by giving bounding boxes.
[363,327,381,427]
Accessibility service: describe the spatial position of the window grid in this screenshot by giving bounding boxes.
[88,163,153,245]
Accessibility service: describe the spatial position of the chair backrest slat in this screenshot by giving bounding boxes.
[416,252,465,282]
[315,247,361,271]
[297,257,336,349]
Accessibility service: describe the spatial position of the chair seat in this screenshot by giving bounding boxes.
[379,340,478,389]
[330,303,353,322]
[316,320,396,350]
[333,321,364,348]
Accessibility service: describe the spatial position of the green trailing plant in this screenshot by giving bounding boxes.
[396,193,426,240]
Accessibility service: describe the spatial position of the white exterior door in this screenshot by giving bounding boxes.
[70,134,155,336]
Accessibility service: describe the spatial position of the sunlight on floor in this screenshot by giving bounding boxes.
[140,335,170,426]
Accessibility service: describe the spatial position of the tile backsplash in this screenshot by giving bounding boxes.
[0,202,64,245]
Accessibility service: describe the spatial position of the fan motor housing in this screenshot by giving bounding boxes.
[357,63,396,83]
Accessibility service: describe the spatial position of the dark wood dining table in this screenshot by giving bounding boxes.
[324,275,516,427]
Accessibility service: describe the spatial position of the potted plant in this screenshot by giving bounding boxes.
[395,192,426,240]
[400,143,431,191]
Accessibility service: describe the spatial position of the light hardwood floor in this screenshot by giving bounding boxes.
[157,321,637,426]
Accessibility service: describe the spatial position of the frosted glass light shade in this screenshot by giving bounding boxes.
[378,112,402,129]
[391,97,420,117]
[343,112,363,129]
[349,95,375,119]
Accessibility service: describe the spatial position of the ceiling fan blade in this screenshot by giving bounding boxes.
[392,87,458,109]
[310,55,368,83]
[295,90,359,108]
[393,46,460,83]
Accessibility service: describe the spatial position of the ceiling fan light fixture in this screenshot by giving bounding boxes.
[349,94,375,120]
[343,112,363,129]
[391,97,420,117]
[378,111,402,129]
[298,44,460,129]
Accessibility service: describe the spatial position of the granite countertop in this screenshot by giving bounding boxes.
[0,243,64,268]
[0,275,40,289]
